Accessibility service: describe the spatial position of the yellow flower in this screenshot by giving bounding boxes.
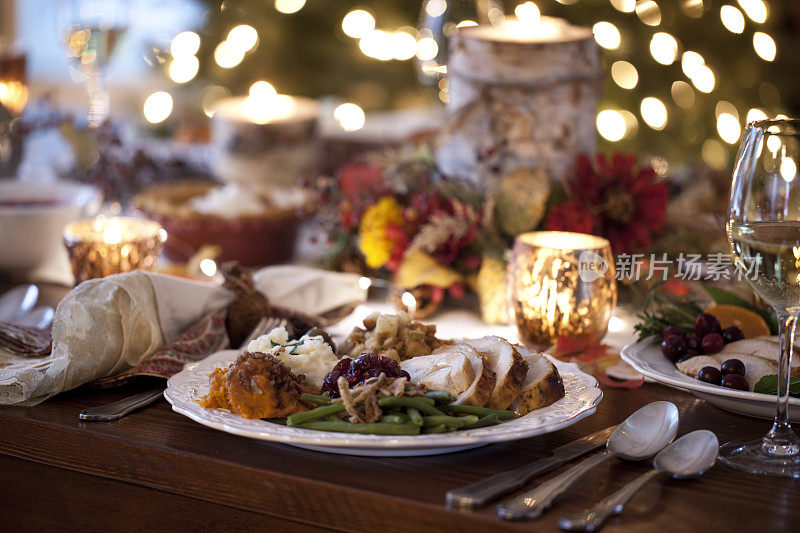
[358,196,404,269]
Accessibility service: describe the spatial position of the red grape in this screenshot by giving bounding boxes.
[721,358,746,376]
[695,313,722,338]
[698,366,723,385]
[662,326,685,340]
[722,374,748,391]
[661,335,687,362]
[722,326,745,344]
[701,333,725,354]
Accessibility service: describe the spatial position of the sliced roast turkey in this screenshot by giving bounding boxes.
[406,344,497,406]
[513,351,565,416]
[461,336,529,410]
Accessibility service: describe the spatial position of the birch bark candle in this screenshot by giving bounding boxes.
[435,13,602,188]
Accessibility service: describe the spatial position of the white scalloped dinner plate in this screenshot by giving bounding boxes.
[621,339,800,422]
[164,349,603,456]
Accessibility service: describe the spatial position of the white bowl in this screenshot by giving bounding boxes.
[0,180,102,281]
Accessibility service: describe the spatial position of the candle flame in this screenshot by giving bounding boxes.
[515,2,541,27]
[103,221,123,245]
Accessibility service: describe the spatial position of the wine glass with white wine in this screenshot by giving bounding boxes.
[726,118,800,476]
[57,0,128,128]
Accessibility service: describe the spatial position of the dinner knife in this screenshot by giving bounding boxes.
[78,389,164,421]
[445,425,617,510]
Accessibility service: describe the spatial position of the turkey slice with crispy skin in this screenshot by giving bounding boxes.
[461,336,528,410]
[513,350,565,416]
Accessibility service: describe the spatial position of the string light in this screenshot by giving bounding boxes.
[780,152,796,182]
[680,0,704,18]
[342,9,375,39]
[610,0,635,13]
[334,103,365,132]
[456,20,478,28]
[392,31,418,60]
[417,37,439,61]
[214,40,245,68]
[671,81,695,109]
[143,91,173,124]
[738,0,767,23]
[170,31,200,58]
[425,0,447,17]
[611,61,638,89]
[635,0,662,26]
[753,32,776,61]
[275,0,305,14]
[716,113,741,144]
[360,30,393,61]
[597,110,627,141]
[592,22,621,50]
[681,51,715,93]
[227,25,258,52]
[745,108,767,124]
[650,32,678,65]
[168,56,199,83]
[640,97,668,130]
[720,5,745,34]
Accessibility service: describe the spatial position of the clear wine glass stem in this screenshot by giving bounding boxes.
[86,70,108,128]
[764,314,800,456]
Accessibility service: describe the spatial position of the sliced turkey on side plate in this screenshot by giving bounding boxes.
[461,336,529,410]
[513,351,566,416]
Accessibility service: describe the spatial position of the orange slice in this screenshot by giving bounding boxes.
[704,304,771,338]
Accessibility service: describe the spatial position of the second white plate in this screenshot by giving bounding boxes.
[621,339,800,422]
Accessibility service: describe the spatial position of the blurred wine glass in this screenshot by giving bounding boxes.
[57,0,129,127]
[726,118,800,476]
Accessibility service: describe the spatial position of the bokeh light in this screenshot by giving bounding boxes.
[275,0,306,14]
[640,97,668,130]
[738,0,767,23]
[334,102,366,132]
[716,113,741,144]
[214,40,245,68]
[650,33,678,65]
[611,61,638,89]
[597,110,627,141]
[753,32,776,61]
[168,56,199,83]
[170,31,200,58]
[610,0,636,13]
[720,5,745,34]
[416,37,439,61]
[143,91,173,124]
[227,25,258,52]
[592,22,621,50]
[635,0,662,26]
[342,9,375,39]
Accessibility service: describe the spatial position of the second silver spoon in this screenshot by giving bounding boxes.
[558,429,719,532]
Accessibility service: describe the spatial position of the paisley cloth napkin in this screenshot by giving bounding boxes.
[0,266,364,406]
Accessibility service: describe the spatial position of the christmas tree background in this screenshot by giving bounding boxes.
[163,0,798,171]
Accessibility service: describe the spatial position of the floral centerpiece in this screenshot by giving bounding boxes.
[311,146,668,321]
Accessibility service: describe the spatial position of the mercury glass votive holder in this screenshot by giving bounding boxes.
[507,231,617,348]
[63,216,165,284]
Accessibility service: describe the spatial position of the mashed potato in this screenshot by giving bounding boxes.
[247,327,338,390]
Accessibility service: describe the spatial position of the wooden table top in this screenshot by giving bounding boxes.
[1,379,799,532]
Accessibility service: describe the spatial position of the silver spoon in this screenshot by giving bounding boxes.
[497,401,680,520]
[558,430,718,532]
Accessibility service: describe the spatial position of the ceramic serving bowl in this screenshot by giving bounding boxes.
[0,180,102,281]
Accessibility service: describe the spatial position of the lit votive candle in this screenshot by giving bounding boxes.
[507,231,616,348]
[63,216,165,284]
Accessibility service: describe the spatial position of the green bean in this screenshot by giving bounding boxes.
[425,390,457,405]
[301,393,331,406]
[407,407,423,426]
[422,424,450,434]
[421,415,479,428]
[296,420,421,435]
[287,403,345,426]
[378,396,444,416]
[381,413,409,424]
[459,413,500,430]
[443,404,516,420]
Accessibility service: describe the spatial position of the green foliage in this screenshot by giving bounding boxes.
[753,375,800,397]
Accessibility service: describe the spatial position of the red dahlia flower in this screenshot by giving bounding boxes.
[544,153,667,254]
